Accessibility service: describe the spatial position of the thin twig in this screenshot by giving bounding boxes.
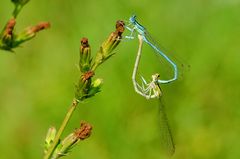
[44,99,79,159]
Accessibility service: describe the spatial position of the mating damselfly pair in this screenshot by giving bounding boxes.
[124,15,182,155]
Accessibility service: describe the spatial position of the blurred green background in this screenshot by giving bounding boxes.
[0,0,240,159]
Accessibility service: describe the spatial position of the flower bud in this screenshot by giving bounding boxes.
[87,78,103,97]
[75,70,95,101]
[44,127,57,154]
[13,22,50,47]
[0,18,16,50]
[92,78,103,88]
[79,37,91,73]
[91,20,125,71]
[74,121,92,140]
[51,121,92,158]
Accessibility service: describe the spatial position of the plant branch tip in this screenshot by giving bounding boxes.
[74,121,92,140]
[79,37,91,73]
[115,20,125,36]
[29,22,50,33]
[81,37,89,48]
[2,18,16,40]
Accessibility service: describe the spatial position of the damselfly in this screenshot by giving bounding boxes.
[125,15,178,87]
[141,73,175,155]
[131,34,175,155]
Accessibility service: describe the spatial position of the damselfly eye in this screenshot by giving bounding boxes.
[129,15,137,23]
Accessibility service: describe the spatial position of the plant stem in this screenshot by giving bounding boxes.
[12,5,22,18]
[44,98,79,159]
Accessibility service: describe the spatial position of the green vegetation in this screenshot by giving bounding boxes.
[0,0,240,159]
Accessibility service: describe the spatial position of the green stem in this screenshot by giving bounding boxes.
[91,64,98,72]
[43,98,79,159]
[12,5,23,18]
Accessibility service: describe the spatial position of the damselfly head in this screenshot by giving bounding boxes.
[129,15,137,23]
[152,73,160,82]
